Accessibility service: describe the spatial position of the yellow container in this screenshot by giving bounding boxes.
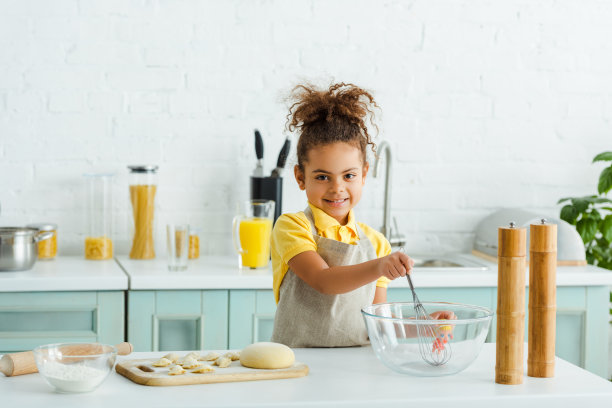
[85,236,113,260]
[238,218,273,268]
[128,165,158,260]
[27,223,57,260]
[188,228,200,260]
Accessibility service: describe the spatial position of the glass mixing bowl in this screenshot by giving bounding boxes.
[362,302,493,376]
[33,343,117,393]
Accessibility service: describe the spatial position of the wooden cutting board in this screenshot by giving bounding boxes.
[116,358,309,386]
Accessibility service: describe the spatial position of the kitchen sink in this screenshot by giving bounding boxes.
[409,254,489,271]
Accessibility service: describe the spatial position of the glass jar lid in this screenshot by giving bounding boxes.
[128,165,159,173]
[26,223,58,231]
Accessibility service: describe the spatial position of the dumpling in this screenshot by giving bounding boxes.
[191,364,215,374]
[168,365,186,375]
[224,351,240,361]
[177,357,199,368]
[151,357,172,367]
[214,356,232,368]
[162,353,180,363]
[184,351,200,360]
[182,359,202,369]
[200,352,220,361]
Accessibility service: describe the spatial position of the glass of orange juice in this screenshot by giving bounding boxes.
[232,199,275,269]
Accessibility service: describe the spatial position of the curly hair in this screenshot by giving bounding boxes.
[285,82,380,170]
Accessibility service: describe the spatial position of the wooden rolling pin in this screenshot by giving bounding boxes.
[495,222,526,385]
[528,220,557,378]
[0,342,133,377]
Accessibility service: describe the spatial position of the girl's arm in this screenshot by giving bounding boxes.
[287,250,412,295]
[372,287,387,304]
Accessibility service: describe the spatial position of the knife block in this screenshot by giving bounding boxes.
[250,176,282,224]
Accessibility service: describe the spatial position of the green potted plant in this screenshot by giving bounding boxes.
[557,151,612,381]
[558,152,612,269]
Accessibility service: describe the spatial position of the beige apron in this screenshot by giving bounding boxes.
[271,206,377,347]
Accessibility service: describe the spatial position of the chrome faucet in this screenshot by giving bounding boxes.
[373,140,406,248]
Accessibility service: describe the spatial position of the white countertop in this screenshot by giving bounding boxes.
[117,253,612,290]
[1,344,610,408]
[2,254,612,292]
[0,256,128,292]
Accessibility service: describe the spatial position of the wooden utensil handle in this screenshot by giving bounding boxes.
[0,342,133,377]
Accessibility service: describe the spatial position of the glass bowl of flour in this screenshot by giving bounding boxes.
[33,343,117,393]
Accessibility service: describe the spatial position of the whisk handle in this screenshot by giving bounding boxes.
[406,274,418,303]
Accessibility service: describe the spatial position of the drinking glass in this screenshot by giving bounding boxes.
[232,199,275,269]
[167,224,189,271]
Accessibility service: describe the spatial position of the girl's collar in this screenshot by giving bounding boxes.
[307,203,357,233]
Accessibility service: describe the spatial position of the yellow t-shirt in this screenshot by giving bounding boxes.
[271,203,392,303]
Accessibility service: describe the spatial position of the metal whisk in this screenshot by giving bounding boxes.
[405,272,452,366]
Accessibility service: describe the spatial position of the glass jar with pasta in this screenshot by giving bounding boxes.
[188,227,200,260]
[128,165,158,259]
[84,173,114,260]
[26,223,58,260]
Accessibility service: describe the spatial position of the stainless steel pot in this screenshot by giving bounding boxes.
[0,227,54,271]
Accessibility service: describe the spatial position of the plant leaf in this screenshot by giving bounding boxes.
[571,197,591,213]
[589,209,602,221]
[560,204,578,224]
[593,197,612,204]
[598,166,612,195]
[592,151,612,163]
[602,215,612,243]
[557,197,572,204]
[577,217,598,243]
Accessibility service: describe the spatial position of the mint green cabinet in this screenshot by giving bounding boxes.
[228,290,276,349]
[388,285,609,378]
[122,285,609,378]
[0,291,124,354]
[127,290,229,352]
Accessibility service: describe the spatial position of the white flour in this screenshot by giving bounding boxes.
[41,362,109,393]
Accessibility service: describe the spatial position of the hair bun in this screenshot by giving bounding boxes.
[286,82,377,131]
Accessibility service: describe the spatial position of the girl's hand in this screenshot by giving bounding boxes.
[377,251,414,280]
[429,310,457,320]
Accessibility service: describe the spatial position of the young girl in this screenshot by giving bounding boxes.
[270,82,416,348]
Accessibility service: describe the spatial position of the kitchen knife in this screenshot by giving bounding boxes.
[271,136,291,178]
[253,129,264,177]
[0,341,133,377]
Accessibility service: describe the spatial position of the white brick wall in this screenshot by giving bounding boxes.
[1,0,611,256]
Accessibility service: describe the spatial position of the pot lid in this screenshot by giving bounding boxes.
[0,227,39,237]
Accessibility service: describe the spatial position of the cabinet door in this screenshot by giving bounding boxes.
[128,290,228,352]
[0,291,124,353]
[228,290,276,349]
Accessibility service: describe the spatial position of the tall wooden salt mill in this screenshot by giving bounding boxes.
[495,222,526,385]
[528,219,557,377]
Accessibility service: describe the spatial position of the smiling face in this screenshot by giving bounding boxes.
[295,142,369,225]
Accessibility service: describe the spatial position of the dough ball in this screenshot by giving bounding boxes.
[239,342,295,369]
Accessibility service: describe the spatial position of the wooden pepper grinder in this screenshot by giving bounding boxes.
[495,222,526,385]
[528,219,557,377]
